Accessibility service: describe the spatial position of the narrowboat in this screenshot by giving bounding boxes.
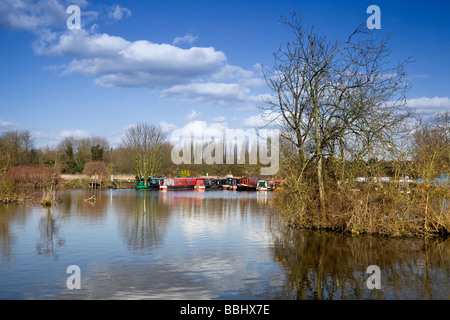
[270,179,285,191]
[256,180,268,191]
[237,178,258,191]
[209,178,227,189]
[224,177,239,190]
[135,177,163,190]
[160,177,197,191]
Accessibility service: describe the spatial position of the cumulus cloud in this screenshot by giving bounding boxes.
[186,109,201,121]
[0,0,99,32]
[172,33,198,45]
[35,29,227,87]
[107,5,131,21]
[210,64,265,88]
[161,63,268,105]
[163,82,250,104]
[0,0,66,32]
[243,111,283,128]
[169,120,230,143]
[0,119,14,129]
[407,96,450,121]
[3,0,269,106]
[162,81,268,105]
[159,121,178,132]
[32,128,93,147]
[212,116,226,122]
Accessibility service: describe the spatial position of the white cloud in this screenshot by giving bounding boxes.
[107,5,131,21]
[6,1,269,106]
[0,0,66,32]
[35,29,130,57]
[163,82,250,105]
[0,0,99,32]
[210,64,265,88]
[407,96,450,121]
[162,82,268,105]
[243,114,266,128]
[243,111,282,128]
[60,129,92,138]
[212,116,226,122]
[36,29,227,88]
[234,105,257,112]
[186,109,201,121]
[159,121,178,132]
[169,120,230,143]
[172,33,198,45]
[32,129,93,147]
[0,119,13,126]
[161,64,269,105]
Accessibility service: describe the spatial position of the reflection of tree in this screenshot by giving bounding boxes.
[115,191,170,253]
[0,205,28,263]
[36,207,65,259]
[269,225,450,299]
[0,207,16,263]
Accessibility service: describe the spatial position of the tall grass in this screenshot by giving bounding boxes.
[0,165,57,206]
[271,176,449,237]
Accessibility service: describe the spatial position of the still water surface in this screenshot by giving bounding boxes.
[0,189,448,299]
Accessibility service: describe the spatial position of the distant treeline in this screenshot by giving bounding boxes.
[0,126,275,183]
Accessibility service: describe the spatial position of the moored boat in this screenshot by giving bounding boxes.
[136,177,163,190]
[270,179,285,191]
[160,177,197,191]
[194,179,206,191]
[237,178,258,191]
[256,180,268,191]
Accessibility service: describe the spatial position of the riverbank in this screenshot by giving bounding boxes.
[58,174,136,190]
[270,179,449,238]
[0,174,136,204]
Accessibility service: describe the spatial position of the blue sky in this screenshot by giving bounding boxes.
[0,0,449,148]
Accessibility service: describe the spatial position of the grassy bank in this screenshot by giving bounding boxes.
[271,179,449,238]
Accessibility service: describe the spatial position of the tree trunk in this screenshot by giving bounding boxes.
[317,151,325,214]
[314,96,326,214]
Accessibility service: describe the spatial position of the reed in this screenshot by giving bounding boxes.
[271,177,449,238]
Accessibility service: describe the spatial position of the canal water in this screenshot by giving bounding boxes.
[0,189,448,300]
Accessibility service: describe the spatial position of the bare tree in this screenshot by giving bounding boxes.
[413,111,450,179]
[261,12,413,212]
[0,130,36,172]
[121,123,168,179]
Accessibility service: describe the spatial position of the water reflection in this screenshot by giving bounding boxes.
[115,190,169,253]
[0,189,448,300]
[36,207,65,259]
[268,226,449,299]
[0,204,24,263]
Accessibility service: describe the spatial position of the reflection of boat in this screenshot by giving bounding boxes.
[160,177,197,191]
[256,180,268,191]
[135,177,163,190]
[237,178,258,191]
[194,179,206,191]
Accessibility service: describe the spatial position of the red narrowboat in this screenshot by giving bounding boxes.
[160,177,197,190]
[237,178,258,191]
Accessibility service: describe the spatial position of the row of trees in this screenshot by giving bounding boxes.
[0,124,272,181]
